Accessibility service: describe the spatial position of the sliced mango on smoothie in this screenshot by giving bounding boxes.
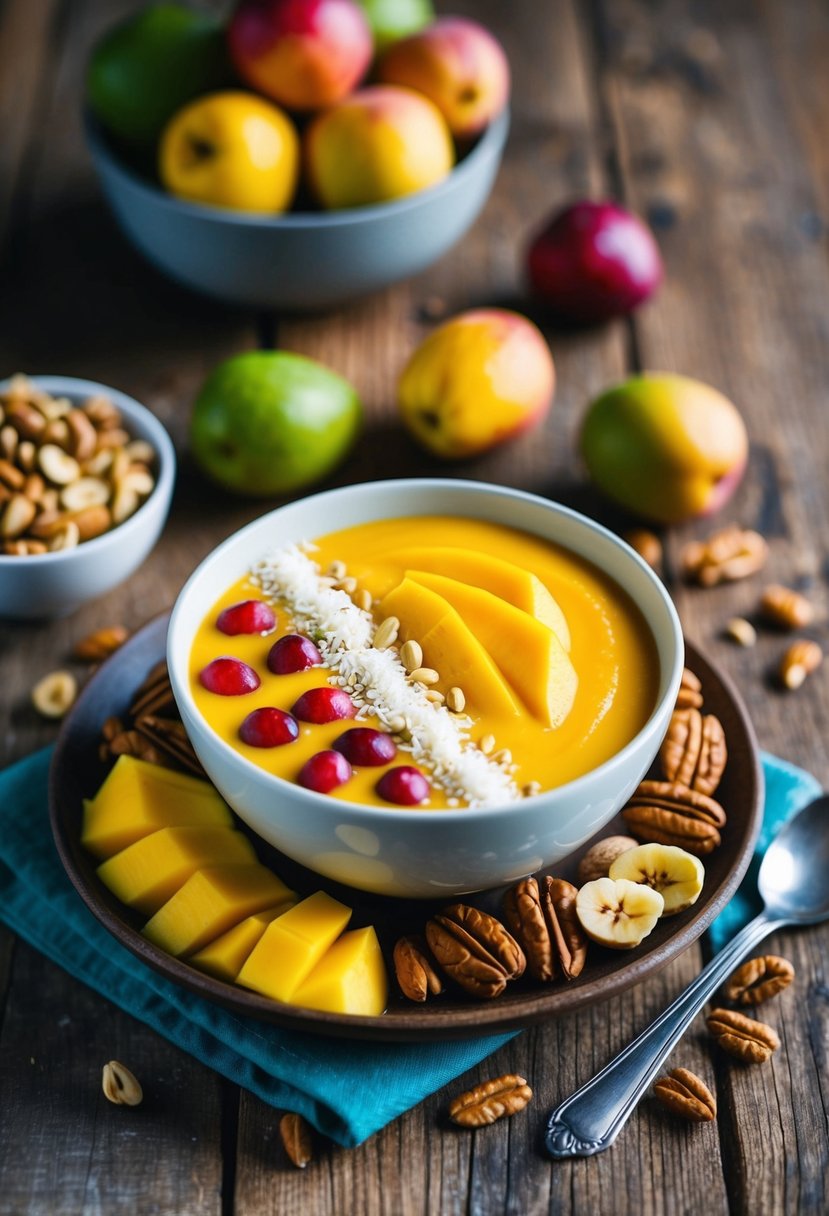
[394,547,571,650]
[97,825,257,915]
[190,902,296,981]
[82,755,233,860]
[292,926,387,1016]
[407,571,578,728]
[236,891,352,1003]
[142,863,295,957]
[380,578,521,718]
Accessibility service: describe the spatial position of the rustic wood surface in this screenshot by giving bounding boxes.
[1,0,827,1211]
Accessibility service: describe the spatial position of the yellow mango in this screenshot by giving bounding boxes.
[408,571,578,728]
[190,903,295,982]
[379,578,521,718]
[395,546,570,649]
[292,926,388,1016]
[236,891,352,1003]
[143,864,295,957]
[96,826,257,916]
[82,755,233,860]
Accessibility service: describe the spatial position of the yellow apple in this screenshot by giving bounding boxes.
[397,308,555,459]
[159,90,299,213]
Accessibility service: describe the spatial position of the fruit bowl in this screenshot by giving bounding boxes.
[0,375,176,619]
[85,110,509,311]
[167,479,684,898]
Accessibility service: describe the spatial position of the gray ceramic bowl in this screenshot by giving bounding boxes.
[85,111,509,311]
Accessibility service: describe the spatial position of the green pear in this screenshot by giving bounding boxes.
[580,373,748,525]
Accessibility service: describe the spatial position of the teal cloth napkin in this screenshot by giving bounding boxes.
[0,748,819,1146]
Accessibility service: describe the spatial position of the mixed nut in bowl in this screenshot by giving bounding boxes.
[167,478,684,899]
[0,375,175,618]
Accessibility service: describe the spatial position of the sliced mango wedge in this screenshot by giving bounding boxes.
[236,891,352,1003]
[292,926,388,1017]
[380,577,521,718]
[190,902,296,982]
[394,546,571,650]
[407,571,578,728]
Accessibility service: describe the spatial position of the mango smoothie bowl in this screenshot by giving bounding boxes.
[167,481,683,899]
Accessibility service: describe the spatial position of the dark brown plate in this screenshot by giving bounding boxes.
[50,615,763,1041]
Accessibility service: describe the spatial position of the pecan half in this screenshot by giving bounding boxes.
[448,1074,532,1127]
[706,1007,780,1063]
[760,584,814,630]
[682,525,768,586]
[425,904,525,999]
[134,715,205,777]
[622,780,726,856]
[779,639,823,690]
[675,666,704,710]
[73,624,129,661]
[279,1112,313,1168]
[502,877,587,983]
[393,935,443,1002]
[653,1068,716,1122]
[723,955,795,1006]
[544,878,588,979]
[660,708,727,796]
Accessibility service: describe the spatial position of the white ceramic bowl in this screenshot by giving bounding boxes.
[167,480,683,898]
[0,376,176,619]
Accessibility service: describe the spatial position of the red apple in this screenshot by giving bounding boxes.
[377,16,509,138]
[527,201,663,324]
[228,0,372,112]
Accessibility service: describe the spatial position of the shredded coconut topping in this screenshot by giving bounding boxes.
[251,544,521,808]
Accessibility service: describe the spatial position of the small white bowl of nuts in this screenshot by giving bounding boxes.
[0,374,175,618]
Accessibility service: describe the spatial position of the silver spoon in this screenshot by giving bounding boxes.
[546,793,829,1158]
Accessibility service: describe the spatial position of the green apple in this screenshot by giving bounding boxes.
[190,351,362,497]
[356,0,434,51]
[86,3,232,152]
[580,373,748,525]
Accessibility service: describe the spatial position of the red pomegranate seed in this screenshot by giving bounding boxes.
[375,766,430,806]
[333,727,397,766]
[291,687,357,724]
[298,749,353,794]
[239,707,299,748]
[216,599,276,635]
[267,634,323,674]
[199,657,260,696]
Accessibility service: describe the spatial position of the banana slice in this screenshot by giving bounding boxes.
[575,877,664,949]
[609,843,705,916]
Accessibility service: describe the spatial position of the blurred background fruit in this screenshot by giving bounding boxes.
[305,85,454,208]
[377,16,509,137]
[190,351,362,495]
[580,373,748,524]
[86,3,232,154]
[398,308,555,459]
[228,0,372,111]
[159,91,299,212]
[527,200,663,324]
[356,0,434,51]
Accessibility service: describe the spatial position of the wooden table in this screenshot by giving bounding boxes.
[1,0,828,1211]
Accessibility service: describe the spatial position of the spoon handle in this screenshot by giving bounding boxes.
[545,911,788,1158]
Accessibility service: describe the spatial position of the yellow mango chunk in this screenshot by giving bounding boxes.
[292,926,388,1017]
[190,902,295,982]
[96,826,257,916]
[395,546,571,650]
[82,755,233,860]
[237,891,352,1003]
[143,864,295,957]
[380,578,520,718]
[408,571,578,728]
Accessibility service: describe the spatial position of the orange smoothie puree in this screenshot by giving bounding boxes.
[190,515,659,808]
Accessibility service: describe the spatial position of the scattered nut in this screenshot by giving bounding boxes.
[653,1068,716,1122]
[723,955,795,1006]
[706,1007,780,1063]
[760,585,814,630]
[779,639,822,689]
[279,1112,313,1169]
[101,1060,143,1106]
[73,625,129,662]
[522,781,542,798]
[682,526,768,586]
[425,689,445,704]
[624,528,663,569]
[373,616,400,649]
[479,733,496,755]
[577,835,639,885]
[400,639,423,672]
[353,587,372,612]
[31,670,77,718]
[393,934,443,1002]
[38,443,80,485]
[676,667,704,710]
[1,493,37,538]
[445,686,466,713]
[409,666,440,685]
[327,559,346,580]
[448,1075,533,1127]
[724,617,757,647]
[60,476,110,511]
